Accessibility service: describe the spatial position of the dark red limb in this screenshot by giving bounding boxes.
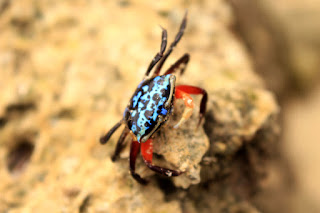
[144,28,167,77]
[164,53,189,75]
[153,11,188,76]
[111,128,129,162]
[141,139,183,177]
[130,140,148,185]
[100,120,123,144]
[175,85,208,126]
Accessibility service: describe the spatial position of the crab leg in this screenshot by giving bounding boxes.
[100,120,123,144]
[144,28,167,77]
[141,139,182,177]
[174,85,208,128]
[111,128,130,162]
[153,11,188,76]
[174,88,194,128]
[130,140,148,185]
[164,53,189,76]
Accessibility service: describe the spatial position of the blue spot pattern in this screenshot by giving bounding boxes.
[124,74,175,142]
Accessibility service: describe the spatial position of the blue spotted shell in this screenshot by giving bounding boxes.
[124,74,176,143]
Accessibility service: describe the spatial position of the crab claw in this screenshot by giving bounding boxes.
[173,106,193,129]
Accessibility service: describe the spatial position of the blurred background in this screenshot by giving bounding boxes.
[230,0,320,212]
[0,0,319,212]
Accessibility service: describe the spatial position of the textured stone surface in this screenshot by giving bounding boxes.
[0,0,279,212]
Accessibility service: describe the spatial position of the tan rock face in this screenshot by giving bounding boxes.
[0,0,279,212]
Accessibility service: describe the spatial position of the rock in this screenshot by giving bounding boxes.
[0,0,279,212]
[153,100,210,189]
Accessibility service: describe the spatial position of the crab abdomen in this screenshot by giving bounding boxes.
[124,74,176,142]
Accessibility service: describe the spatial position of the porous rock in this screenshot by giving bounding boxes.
[0,0,279,212]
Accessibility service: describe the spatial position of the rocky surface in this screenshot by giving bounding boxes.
[0,0,279,212]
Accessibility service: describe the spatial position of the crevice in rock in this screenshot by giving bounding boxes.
[54,108,75,120]
[0,0,10,16]
[6,139,35,176]
[155,176,179,200]
[6,102,36,119]
[0,117,7,128]
[79,194,91,213]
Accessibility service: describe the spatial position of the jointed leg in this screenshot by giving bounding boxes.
[164,53,189,76]
[175,85,208,127]
[144,28,167,77]
[100,120,123,144]
[174,88,194,128]
[141,139,183,177]
[153,11,188,76]
[130,140,148,185]
[111,128,129,162]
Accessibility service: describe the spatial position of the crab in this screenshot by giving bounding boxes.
[100,12,207,184]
